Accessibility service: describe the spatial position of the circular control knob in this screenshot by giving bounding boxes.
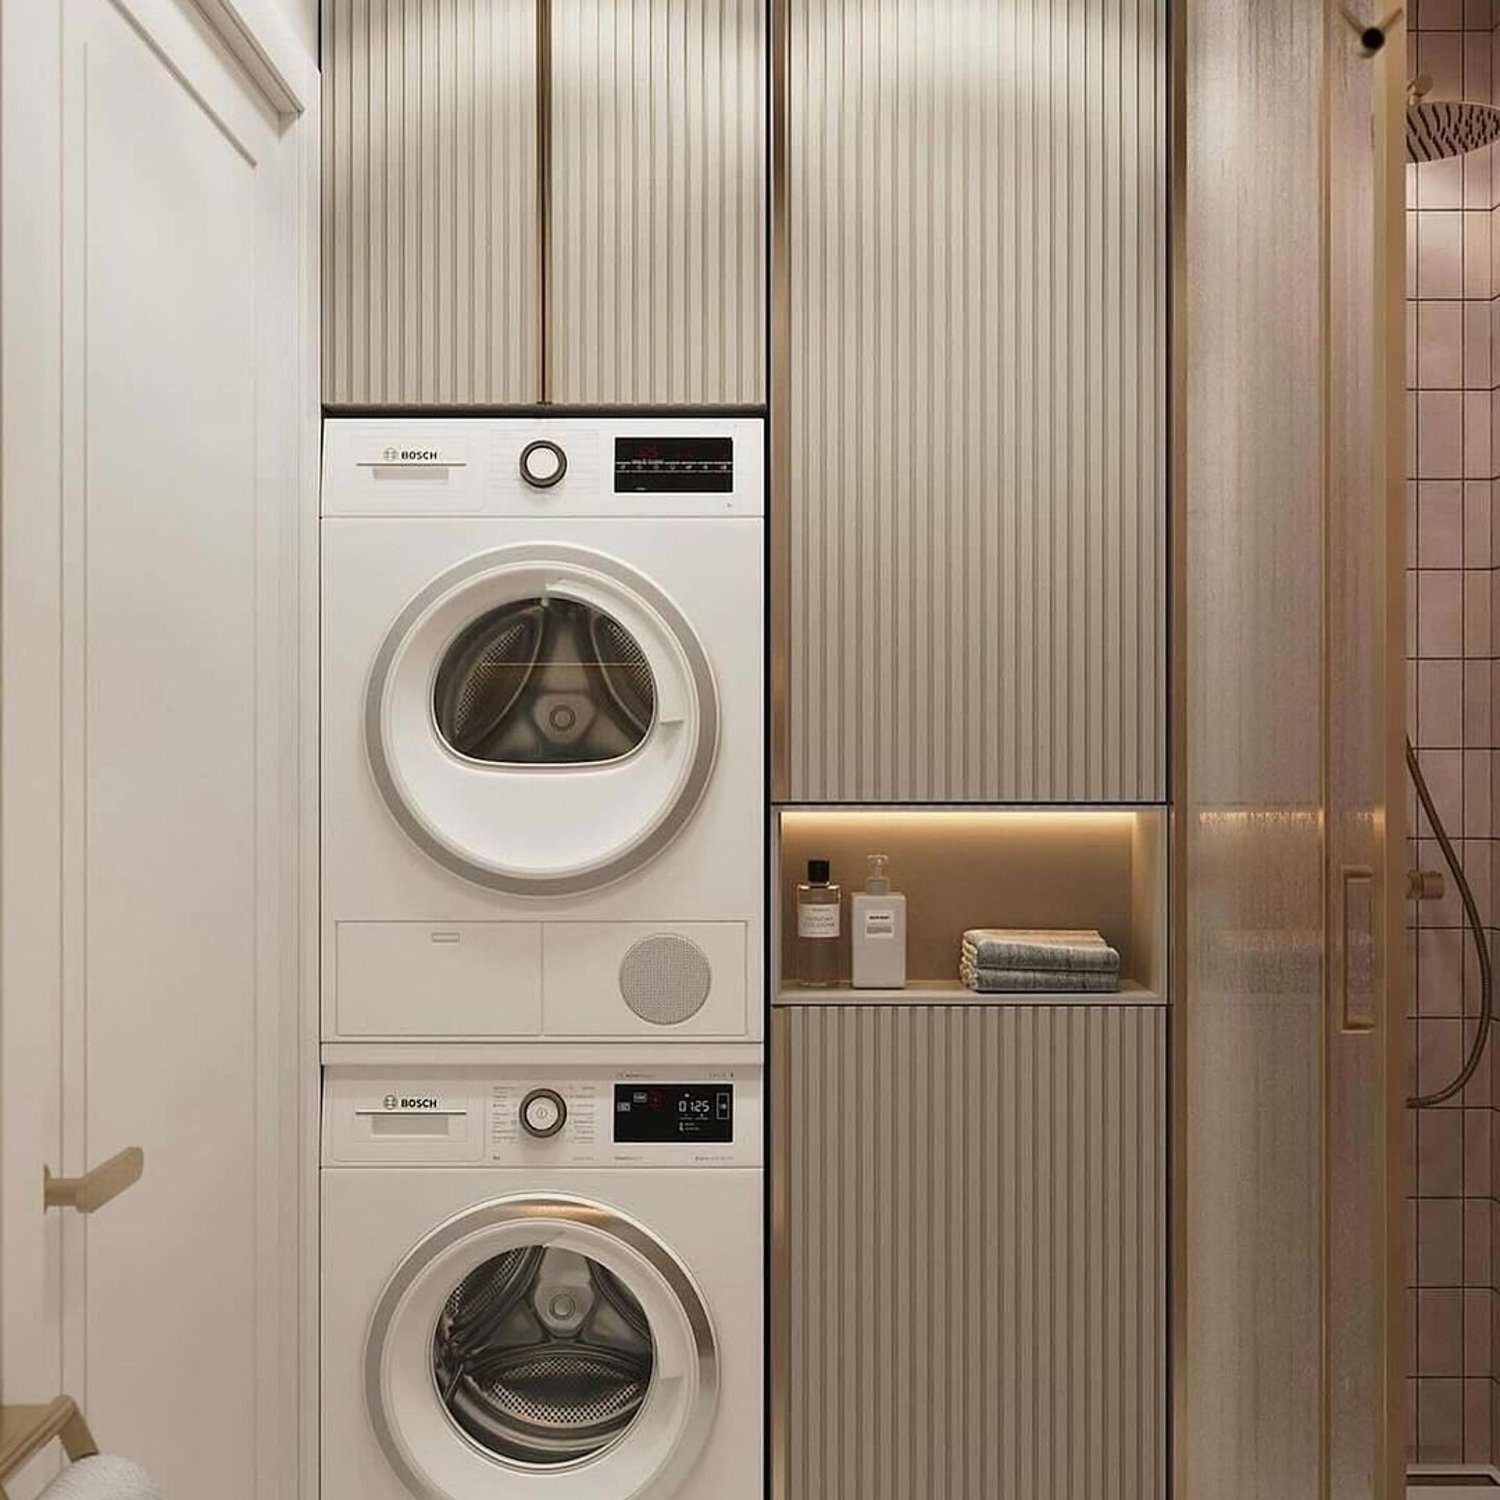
[519,1088,567,1138]
[519,440,567,489]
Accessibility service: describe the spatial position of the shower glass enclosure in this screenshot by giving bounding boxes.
[1402,3,1500,1481]
[1181,0,1406,1494]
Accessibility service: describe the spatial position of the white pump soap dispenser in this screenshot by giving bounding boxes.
[850,853,907,989]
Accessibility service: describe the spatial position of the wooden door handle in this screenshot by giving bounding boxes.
[43,1146,143,1214]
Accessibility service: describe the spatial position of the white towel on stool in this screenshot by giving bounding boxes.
[38,1456,162,1500]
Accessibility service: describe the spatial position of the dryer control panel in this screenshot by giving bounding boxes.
[323,1060,762,1168]
[321,416,765,519]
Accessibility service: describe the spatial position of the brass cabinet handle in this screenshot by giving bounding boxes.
[1340,865,1377,1033]
[1407,868,1445,901]
[43,1147,144,1214]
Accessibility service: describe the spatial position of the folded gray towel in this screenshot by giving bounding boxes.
[961,928,1120,974]
[959,961,1120,994]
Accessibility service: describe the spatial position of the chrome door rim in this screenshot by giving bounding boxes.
[366,1194,719,1500]
[365,544,720,896]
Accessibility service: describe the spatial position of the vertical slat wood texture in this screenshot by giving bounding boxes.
[322,0,539,405]
[785,0,1167,802]
[779,1003,1167,1499]
[550,0,766,404]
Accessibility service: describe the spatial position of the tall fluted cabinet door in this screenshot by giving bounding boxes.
[773,1003,1168,1499]
[322,0,539,405]
[777,0,1168,802]
[550,0,766,404]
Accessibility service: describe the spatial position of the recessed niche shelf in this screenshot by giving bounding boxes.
[774,806,1168,1002]
[775,978,1164,1007]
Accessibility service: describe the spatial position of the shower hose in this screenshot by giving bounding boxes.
[1407,736,1493,1108]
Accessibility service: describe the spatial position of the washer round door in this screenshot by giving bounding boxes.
[367,1195,719,1500]
[367,545,720,895]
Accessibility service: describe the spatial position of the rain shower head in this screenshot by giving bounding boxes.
[1407,76,1500,162]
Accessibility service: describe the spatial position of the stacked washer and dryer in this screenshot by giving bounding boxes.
[318,417,764,1500]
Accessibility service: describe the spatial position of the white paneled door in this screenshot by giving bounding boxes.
[0,0,315,1496]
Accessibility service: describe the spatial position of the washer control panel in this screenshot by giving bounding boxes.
[519,1087,567,1137]
[323,1061,762,1167]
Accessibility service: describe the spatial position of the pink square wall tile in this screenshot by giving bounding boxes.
[1419,1289,1464,1374]
[1424,32,1467,102]
[1462,659,1491,741]
[1421,482,1465,565]
[1465,569,1492,654]
[1460,1016,1490,1103]
[1419,1107,1465,1193]
[1420,301,1465,389]
[1420,660,1465,745]
[1464,210,1492,291]
[1421,1204,1465,1292]
[1419,927,1465,1016]
[1464,1289,1492,1376]
[1419,213,1466,298]
[1421,571,1466,656]
[1464,1106,1490,1184]
[1464,748,1491,833]
[1423,156,1465,215]
[1464,390,1492,476]
[1418,1377,1463,1463]
[1464,1199,1490,1282]
[1462,301,1492,386]
[1419,390,1464,477]
[1417,1017,1464,1098]
[1464,25,1494,98]
[1462,481,1489,562]
[1418,0,1464,24]
[1464,1378,1491,1461]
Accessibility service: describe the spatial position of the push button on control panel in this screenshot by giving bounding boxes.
[519,1087,567,1138]
[519,440,567,490]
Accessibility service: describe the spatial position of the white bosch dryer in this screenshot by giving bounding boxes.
[321,417,764,1044]
[320,1058,762,1500]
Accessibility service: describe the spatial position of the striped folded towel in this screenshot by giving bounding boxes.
[960,928,1121,975]
[959,959,1120,994]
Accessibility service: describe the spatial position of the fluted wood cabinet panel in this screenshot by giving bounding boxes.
[322,0,538,404]
[784,0,1167,802]
[776,1003,1167,1499]
[551,0,766,403]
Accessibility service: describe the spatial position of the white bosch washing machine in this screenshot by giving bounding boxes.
[321,417,764,1044]
[320,1058,762,1500]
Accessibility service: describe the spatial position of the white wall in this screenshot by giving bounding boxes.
[270,0,317,58]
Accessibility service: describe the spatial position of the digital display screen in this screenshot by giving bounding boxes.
[614,437,733,494]
[613,1084,733,1144]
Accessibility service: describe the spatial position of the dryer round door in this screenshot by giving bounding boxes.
[367,545,720,895]
[366,1195,718,1500]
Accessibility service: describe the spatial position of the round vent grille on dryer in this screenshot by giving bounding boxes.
[618,935,712,1025]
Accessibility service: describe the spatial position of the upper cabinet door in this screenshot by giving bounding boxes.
[550,0,767,404]
[321,0,765,408]
[778,0,1169,804]
[322,0,540,405]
